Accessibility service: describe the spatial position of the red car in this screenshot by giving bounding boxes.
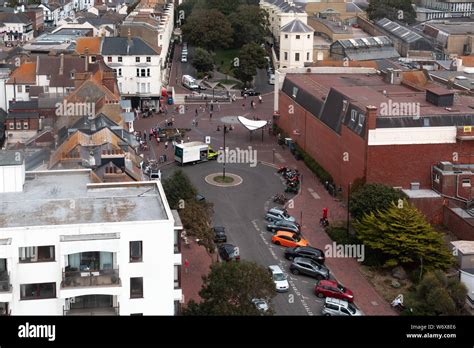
[314,280,354,302]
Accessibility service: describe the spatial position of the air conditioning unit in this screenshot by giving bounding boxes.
[410,182,420,190]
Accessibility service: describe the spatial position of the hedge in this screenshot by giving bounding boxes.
[295,144,333,185]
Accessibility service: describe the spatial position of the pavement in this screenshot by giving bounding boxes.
[135,55,396,316]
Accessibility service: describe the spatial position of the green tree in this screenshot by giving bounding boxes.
[181,9,233,51]
[366,0,416,24]
[183,261,275,315]
[162,169,197,208]
[192,48,214,73]
[234,42,266,87]
[228,5,269,47]
[349,183,407,220]
[405,271,467,315]
[353,200,454,270]
[205,0,242,15]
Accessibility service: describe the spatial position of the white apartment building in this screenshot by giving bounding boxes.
[73,0,95,11]
[101,36,162,109]
[260,0,308,44]
[416,0,474,20]
[39,3,62,27]
[279,19,314,68]
[0,13,34,43]
[0,152,183,316]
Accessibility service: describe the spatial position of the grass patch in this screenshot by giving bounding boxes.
[213,175,234,184]
[214,48,240,76]
[326,226,359,246]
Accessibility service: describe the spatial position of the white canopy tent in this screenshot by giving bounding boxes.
[237,116,269,141]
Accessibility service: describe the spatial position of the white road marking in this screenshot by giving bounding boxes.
[307,188,320,199]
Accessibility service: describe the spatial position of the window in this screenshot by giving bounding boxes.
[44,86,49,93]
[130,277,143,298]
[135,57,140,63]
[174,265,180,289]
[140,69,146,77]
[16,122,21,130]
[462,179,471,187]
[174,230,180,253]
[307,34,310,39]
[146,68,150,77]
[307,52,310,61]
[284,34,288,39]
[118,68,122,77]
[296,35,300,39]
[358,114,365,127]
[136,68,139,77]
[129,241,142,262]
[20,282,56,300]
[19,246,55,263]
[107,57,112,63]
[118,56,122,62]
[292,86,298,98]
[295,53,300,62]
[340,307,350,315]
[146,57,151,63]
[351,109,357,122]
[8,122,14,130]
[284,52,288,61]
[23,121,28,130]
[342,100,348,113]
[17,85,22,93]
[25,85,30,92]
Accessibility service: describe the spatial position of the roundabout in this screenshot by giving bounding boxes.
[205,172,243,187]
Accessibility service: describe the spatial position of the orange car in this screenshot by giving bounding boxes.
[272,231,308,248]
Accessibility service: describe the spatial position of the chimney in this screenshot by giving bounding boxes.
[127,28,132,47]
[365,105,377,131]
[384,68,402,85]
[59,53,64,76]
[85,47,89,72]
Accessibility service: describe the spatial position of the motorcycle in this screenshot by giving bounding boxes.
[272,193,288,204]
[285,184,300,193]
[319,217,329,228]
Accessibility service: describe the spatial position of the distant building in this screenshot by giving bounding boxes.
[0,12,34,44]
[423,20,474,57]
[279,19,314,68]
[330,36,400,61]
[415,0,474,20]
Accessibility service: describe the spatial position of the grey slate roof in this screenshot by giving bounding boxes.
[376,18,423,43]
[265,0,306,13]
[101,37,158,56]
[0,12,32,24]
[0,150,24,166]
[331,36,400,61]
[281,19,314,33]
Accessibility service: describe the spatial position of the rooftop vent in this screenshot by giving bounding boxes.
[410,182,420,190]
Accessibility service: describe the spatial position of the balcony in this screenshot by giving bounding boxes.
[64,305,119,316]
[63,295,119,315]
[61,268,121,288]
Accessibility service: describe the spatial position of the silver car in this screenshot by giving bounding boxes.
[265,207,296,223]
[322,297,362,316]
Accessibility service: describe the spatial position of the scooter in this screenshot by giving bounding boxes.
[272,193,288,204]
[285,184,299,193]
[319,217,329,228]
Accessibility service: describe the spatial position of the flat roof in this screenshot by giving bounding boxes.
[284,73,474,117]
[0,170,169,229]
[0,150,24,166]
[451,241,474,255]
[402,189,442,198]
[426,22,474,35]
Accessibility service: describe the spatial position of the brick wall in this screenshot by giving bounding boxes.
[444,206,474,240]
[410,197,444,225]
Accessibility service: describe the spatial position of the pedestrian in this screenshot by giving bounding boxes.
[184,259,189,273]
[258,95,262,103]
[217,101,221,112]
[165,141,168,149]
[187,136,190,142]
[195,119,198,127]
[192,119,195,127]
[195,108,198,117]
[205,100,208,109]
[210,111,213,119]
[210,103,214,112]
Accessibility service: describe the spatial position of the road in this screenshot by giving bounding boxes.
[162,161,324,316]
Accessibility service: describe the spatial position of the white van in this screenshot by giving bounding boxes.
[268,265,289,292]
[182,74,199,90]
[268,74,275,85]
[181,54,187,63]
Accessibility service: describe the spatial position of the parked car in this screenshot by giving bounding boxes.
[315,280,354,302]
[265,207,296,223]
[289,257,329,280]
[268,74,275,85]
[252,298,269,313]
[195,193,206,202]
[218,243,240,262]
[181,54,187,63]
[284,246,325,264]
[241,88,261,97]
[268,265,289,292]
[266,220,300,234]
[213,226,227,243]
[272,231,308,248]
[321,297,361,316]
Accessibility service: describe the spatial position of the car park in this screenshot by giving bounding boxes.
[218,243,240,262]
[284,246,325,264]
[213,226,227,243]
[265,207,296,223]
[321,297,361,316]
[272,231,308,248]
[289,257,330,280]
[266,220,300,233]
[315,280,354,302]
[268,265,289,292]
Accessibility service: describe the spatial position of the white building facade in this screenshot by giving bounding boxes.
[279,19,314,68]
[0,159,182,316]
[260,0,308,43]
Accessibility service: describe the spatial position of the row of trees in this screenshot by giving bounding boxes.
[366,0,416,24]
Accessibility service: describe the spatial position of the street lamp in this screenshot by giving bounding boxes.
[347,182,352,234]
[222,125,227,179]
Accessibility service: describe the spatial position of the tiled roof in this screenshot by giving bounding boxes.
[101,37,159,55]
[37,55,88,88]
[7,62,36,84]
[281,19,313,33]
[76,37,103,55]
[0,12,32,24]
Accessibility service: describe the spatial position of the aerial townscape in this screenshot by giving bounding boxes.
[0,0,474,326]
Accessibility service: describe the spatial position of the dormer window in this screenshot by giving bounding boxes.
[136,57,140,63]
[70,72,75,78]
[358,114,365,127]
